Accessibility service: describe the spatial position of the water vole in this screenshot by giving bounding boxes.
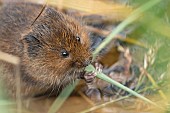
[0,2,92,98]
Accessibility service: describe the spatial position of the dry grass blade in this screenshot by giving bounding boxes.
[48,0,132,20]
[121,37,147,48]
[78,95,129,113]
[78,85,160,113]
[78,91,95,106]
[0,51,19,65]
[141,68,167,100]
[86,26,146,48]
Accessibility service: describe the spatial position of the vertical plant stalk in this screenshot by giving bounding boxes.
[0,51,21,113]
[15,63,21,113]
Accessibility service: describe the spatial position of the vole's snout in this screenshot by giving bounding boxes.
[83,59,92,67]
[72,57,92,68]
[83,56,93,67]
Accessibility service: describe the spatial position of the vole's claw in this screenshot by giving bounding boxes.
[95,62,103,73]
[84,71,96,83]
[83,63,103,102]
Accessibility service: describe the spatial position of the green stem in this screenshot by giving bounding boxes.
[85,65,160,108]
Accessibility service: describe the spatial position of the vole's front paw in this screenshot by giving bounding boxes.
[84,63,103,83]
[84,63,103,102]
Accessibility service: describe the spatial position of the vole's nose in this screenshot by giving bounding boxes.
[83,56,93,67]
[72,56,92,68]
[83,59,91,67]
[73,57,92,68]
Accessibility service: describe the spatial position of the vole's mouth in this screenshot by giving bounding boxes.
[57,68,85,86]
[74,67,85,73]
[53,67,85,92]
[64,67,85,79]
[72,67,86,79]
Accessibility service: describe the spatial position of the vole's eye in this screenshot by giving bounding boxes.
[61,49,69,58]
[76,36,80,42]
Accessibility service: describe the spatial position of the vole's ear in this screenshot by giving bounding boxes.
[21,35,43,57]
[23,35,41,44]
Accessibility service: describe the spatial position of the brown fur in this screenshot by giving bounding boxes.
[0,3,92,98]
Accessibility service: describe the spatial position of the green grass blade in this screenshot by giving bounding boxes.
[93,0,162,58]
[48,80,79,113]
[85,65,159,107]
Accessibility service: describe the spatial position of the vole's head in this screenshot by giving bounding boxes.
[22,7,92,88]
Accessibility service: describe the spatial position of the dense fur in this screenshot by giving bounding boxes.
[0,3,91,98]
